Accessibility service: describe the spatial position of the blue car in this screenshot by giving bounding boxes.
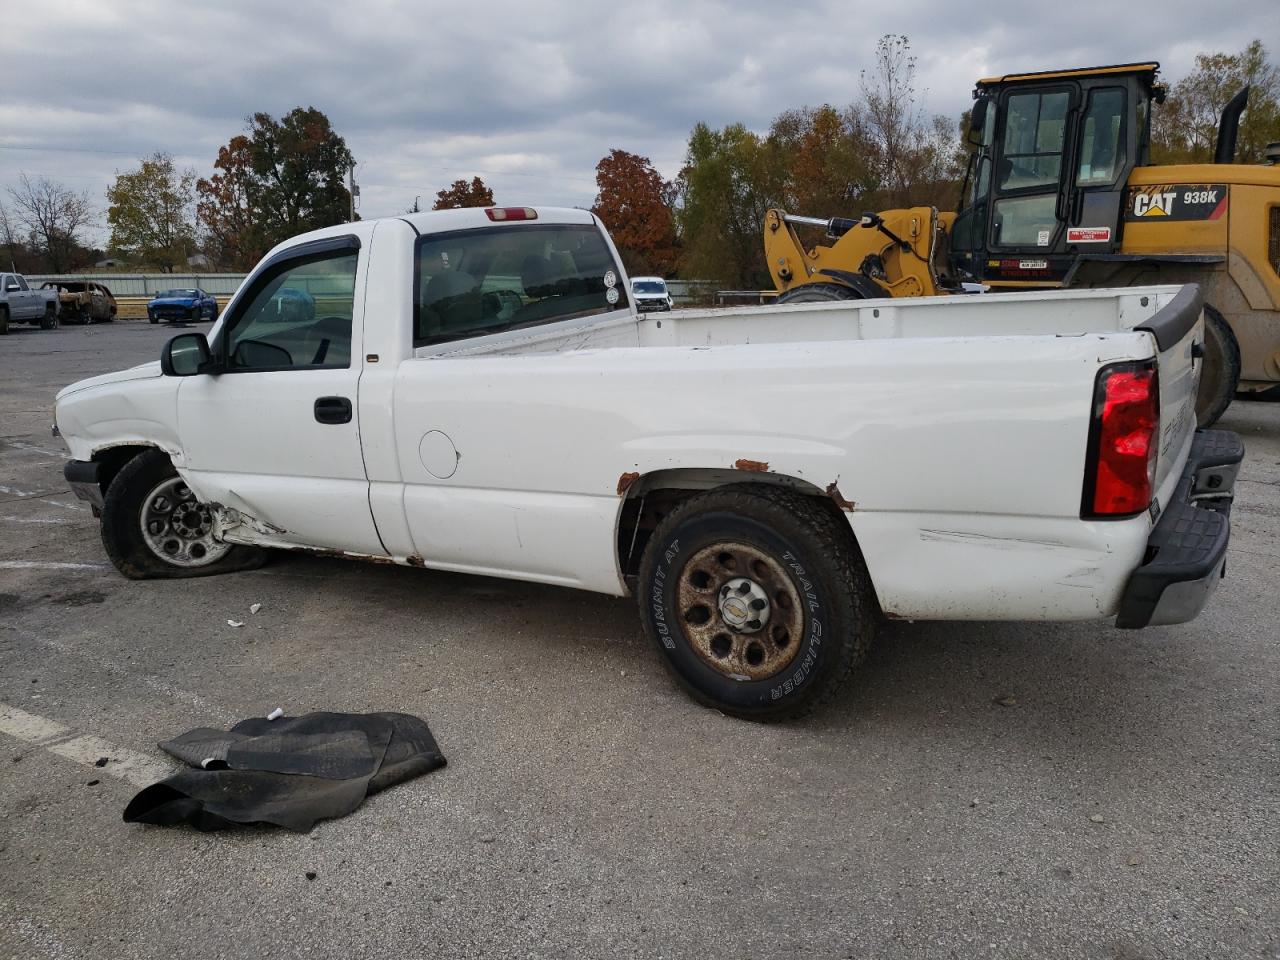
[147,288,219,324]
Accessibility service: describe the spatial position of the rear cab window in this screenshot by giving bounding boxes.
[413,223,625,346]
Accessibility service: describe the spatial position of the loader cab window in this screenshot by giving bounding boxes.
[999,90,1069,191]
[992,88,1070,248]
[1076,88,1126,186]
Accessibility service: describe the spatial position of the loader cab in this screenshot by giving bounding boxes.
[950,63,1161,286]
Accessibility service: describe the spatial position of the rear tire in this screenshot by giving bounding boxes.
[40,304,58,330]
[776,282,864,305]
[100,449,268,580]
[1195,304,1242,428]
[637,485,875,721]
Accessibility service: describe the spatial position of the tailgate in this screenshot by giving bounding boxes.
[1135,285,1203,494]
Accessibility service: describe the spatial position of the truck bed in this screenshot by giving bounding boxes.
[421,285,1187,357]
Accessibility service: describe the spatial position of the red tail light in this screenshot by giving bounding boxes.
[1082,361,1160,517]
[485,207,537,221]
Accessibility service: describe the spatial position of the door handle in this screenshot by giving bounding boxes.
[314,396,352,424]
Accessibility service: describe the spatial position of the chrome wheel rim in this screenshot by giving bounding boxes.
[139,477,230,567]
[676,541,805,681]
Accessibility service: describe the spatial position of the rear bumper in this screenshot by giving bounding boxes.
[1115,428,1243,629]
[64,459,104,511]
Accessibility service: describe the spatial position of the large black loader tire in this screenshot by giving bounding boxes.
[637,485,875,721]
[100,449,267,579]
[776,282,864,305]
[1195,304,1242,428]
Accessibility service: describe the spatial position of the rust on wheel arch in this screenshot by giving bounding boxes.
[733,458,769,473]
[617,471,640,496]
[825,481,856,512]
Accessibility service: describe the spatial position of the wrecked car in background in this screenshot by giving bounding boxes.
[54,206,1242,721]
[42,280,118,324]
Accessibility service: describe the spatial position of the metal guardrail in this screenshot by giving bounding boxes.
[27,273,248,298]
[715,290,780,306]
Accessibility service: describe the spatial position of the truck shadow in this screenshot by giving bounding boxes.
[252,551,1224,770]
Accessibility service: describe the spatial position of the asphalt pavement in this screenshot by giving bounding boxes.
[1,318,1277,959]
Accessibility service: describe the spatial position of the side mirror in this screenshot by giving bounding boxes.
[232,339,293,368]
[967,97,990,146]
[161,333,213,376]
[5,283,19,292]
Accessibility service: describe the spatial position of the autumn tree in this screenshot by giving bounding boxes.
[1152,40,1279,164]
[432,176,494,209]
[6,173,94,273]
[197,107,354,269]
[197,135,262,270]
[591,149,678,276]
[106,152,197,271]
[770,105,877,215]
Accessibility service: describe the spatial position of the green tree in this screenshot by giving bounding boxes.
[197,107,354,269]
[106,152,197,271]
[1152,40,1279,164]
[675,123,786,288]
[591,149,678,276]
[432,176,495,209]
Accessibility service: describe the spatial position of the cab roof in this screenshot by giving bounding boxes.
[977,62,1160,88]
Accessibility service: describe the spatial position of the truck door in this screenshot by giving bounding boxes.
[10,275,38,319]
[1066,85,1129,251]
[175,233,385,556]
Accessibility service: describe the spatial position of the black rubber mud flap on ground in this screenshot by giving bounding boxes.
[123,712,446,832]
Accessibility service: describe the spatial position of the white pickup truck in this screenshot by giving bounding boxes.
[54,206,1242,719]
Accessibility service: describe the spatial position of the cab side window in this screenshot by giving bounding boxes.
[1076,88,1127,186]
[224,249,358,371]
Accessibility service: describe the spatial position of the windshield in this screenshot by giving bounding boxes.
[632,281,666,294]
[159,289,199,298]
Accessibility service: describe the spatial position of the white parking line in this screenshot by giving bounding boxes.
[0,560,108,570]
[0,701,173,788]
[48,734,173,787]
[2,516,74,525]
[2,440,66,457]
[0,702,71,743]
[0,484,86,511]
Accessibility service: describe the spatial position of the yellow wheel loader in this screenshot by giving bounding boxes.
[763,62,1280,426]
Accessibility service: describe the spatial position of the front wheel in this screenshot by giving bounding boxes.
[637,485,875,720]
[0,307,8,335]
[1195,304,1242,428]
[776,282,865,305]
[100,449,267,579]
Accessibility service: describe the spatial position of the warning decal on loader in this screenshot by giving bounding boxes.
[1125,184,1228,222]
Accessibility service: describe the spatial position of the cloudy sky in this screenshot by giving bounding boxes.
[1,0,1273,247]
